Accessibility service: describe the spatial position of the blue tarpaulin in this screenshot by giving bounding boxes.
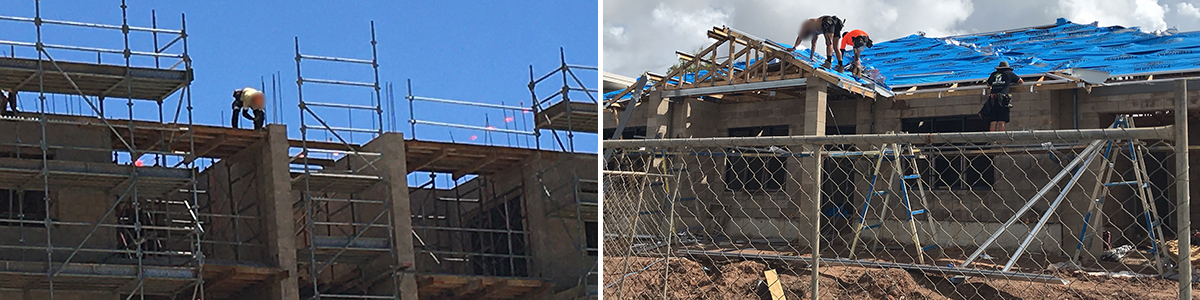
[857,18,1200,86]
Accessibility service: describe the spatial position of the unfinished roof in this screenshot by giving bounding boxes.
[638,26,893,101]
[608,18,1200,102]
[864,18,1200,90]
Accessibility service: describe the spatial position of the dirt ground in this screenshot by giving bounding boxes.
[603,255,1184,300]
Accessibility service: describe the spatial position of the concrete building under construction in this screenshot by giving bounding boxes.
[604,20,1198,263]
[0,2,597,300]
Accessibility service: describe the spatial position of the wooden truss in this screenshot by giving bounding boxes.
[655,26,887,99]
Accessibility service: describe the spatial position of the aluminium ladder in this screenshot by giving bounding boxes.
[848,143,938,264]
[1070,115,1169,274]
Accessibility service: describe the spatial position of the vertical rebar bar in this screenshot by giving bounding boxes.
[1176,79,1191,299]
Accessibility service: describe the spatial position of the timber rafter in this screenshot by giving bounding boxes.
[656,26,885,99]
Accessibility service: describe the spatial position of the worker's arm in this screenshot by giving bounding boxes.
[788,32,802,52]
[810,37,818,60]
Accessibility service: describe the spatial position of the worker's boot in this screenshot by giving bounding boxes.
[821,59,832,69]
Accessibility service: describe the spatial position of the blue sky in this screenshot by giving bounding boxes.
[0,0,598,187]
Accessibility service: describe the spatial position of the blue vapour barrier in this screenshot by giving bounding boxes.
[856,18,1200,87]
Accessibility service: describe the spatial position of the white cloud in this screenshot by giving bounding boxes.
[1178,2,1200,19]
[1054,0,1168,30]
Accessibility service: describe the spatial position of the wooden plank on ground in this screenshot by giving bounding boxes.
[764,269,786,300]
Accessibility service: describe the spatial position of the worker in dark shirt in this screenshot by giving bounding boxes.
[838,29,873,76]
[0,89,17,117]
[786,15,845,70]
[979,61,1023,132]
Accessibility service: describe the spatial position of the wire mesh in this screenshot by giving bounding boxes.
[603,119,1189,300]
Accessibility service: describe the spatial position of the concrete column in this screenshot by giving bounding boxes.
[520,155,553,281]
[802,76,827,299]
[259,124,299,300]
[804,78,828,136]
[374,133,417,299]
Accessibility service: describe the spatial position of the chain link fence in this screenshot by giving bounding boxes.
[602,117,1191,300]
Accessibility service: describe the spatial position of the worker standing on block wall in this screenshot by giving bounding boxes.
[979,61,1023,132]
[0,89,17,117]
[787,15,845,70]
[838,29,873,76]
[231,87,267,130]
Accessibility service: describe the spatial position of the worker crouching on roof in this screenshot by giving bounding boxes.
[232,87,266,130]
[839,29,873,76]
[786,15,845,70]
[979,61,1023,132]
[0,89,17,117]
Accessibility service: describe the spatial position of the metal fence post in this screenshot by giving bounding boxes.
[810,145,823,300]
[1176,79,1191,299]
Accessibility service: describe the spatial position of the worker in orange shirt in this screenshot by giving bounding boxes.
[839,29,873,76]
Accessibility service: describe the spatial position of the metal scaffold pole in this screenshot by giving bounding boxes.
[34,1,54,298]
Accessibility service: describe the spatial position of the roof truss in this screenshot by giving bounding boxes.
[656,26,882,100]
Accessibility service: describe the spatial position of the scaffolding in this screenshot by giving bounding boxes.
[529,48,600,152]
[405,48,598,153]
[406,82,538,147]
[0,0,203,299]
[294,21,406,299]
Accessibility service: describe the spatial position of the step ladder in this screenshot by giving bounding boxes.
[955,116,1170,281]
[1071,115,1169,274]
[849,143,938,264]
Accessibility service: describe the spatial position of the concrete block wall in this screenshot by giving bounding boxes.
[408,182,480,276]
[486,151,595,293]
[0,122,111,162]
[195,138,272,264]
